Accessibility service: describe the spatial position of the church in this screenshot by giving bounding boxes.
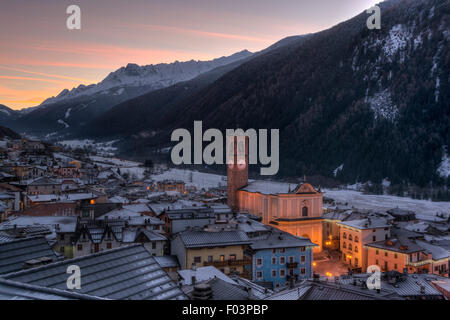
[227,137,323,253]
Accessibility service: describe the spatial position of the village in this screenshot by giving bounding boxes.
[0,133,449,300]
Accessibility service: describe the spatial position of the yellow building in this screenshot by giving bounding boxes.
[171,230,251,277]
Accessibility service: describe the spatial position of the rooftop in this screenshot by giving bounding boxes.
[178,230,251,248]
[0,237,59,275]
[3,244,187,300]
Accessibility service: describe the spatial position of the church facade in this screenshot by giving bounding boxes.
[226,137,323,252]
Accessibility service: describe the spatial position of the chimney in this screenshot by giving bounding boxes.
[246,287,254,300]
[191,283,213,300]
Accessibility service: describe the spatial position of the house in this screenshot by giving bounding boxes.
[122,228,168,256]
[26,177,62,195]
[155,255,180,280]
[2,244,187,300]
[246,230,317,289]
[365,237,431,273]
[338,217,391,272]
[171,229,251,277]
[20,202,78,217]
[157,180,186,193]
[71,220,124,258]
[159,207,217,235]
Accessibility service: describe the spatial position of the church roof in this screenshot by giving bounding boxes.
[240,181,320,195]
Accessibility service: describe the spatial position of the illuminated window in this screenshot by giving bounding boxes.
[220,255,225,262]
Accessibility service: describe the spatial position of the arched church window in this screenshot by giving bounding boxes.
[302,206,308,217]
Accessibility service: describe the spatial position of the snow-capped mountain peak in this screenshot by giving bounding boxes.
[39,50,253,106]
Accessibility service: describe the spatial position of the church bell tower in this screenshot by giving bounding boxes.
[227,136,249,212]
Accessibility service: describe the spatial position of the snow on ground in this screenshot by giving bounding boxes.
[89,155,141,167]
[57,119,69,128]
[323,189,450,217]
[59,140,118,155]
[382,24,411,61]
[151,168,227,190]
[65,108,72,119]
[116,167,146,180]
[151,169,449,217]
[367,89,399,122]
[438,146,450,178]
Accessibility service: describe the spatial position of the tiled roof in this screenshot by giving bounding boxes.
[250,230,317,250]
[0,237,58,275]
[3,245,187,300]
[178,230,251,248]
[339,217,390,230]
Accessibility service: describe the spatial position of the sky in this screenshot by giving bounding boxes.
[0,0,381,110]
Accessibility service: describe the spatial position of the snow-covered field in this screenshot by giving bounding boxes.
[151,169,450,217]
[90,155,141,167]
[323,189,450,217]
[151,168,227,190]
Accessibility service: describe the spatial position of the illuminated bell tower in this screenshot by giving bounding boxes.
[227,135,249,212]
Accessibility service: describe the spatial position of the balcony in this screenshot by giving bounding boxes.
[406,259,431,267]
[203,257,251,267]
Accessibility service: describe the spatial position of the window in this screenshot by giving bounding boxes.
[59,234,65,241]
[272,257,277,264]
[280,248,285,253]
[394,254,398,259]
[301,256,306,263]
[376,250,379,255]
[343,232,347,239]
[376,259,379,265]
[208,256,213,263]
[272,249,276,254]
[354,246,358,253]
[349,234,353,241]
[343,242,346,249]
[280,257,286,264]
[280,269,286,277]
[384,252,388,257]
[395,264,398,270]
[354,236,359,243]
[220,255,225,261]
[300,247,306,252]
[152,242,156,249]
[302,206,308,217]
[256,258,262,266]
[77,244,82,251]
[272,270,277,277]
[349,243,352,251]
[289,256,294,263]
[59,246,64,253]
[106,242,112,249]
[230,254,236,261]
[300,268,306,275]
[256,271,262,279]
[373,236,376,242]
